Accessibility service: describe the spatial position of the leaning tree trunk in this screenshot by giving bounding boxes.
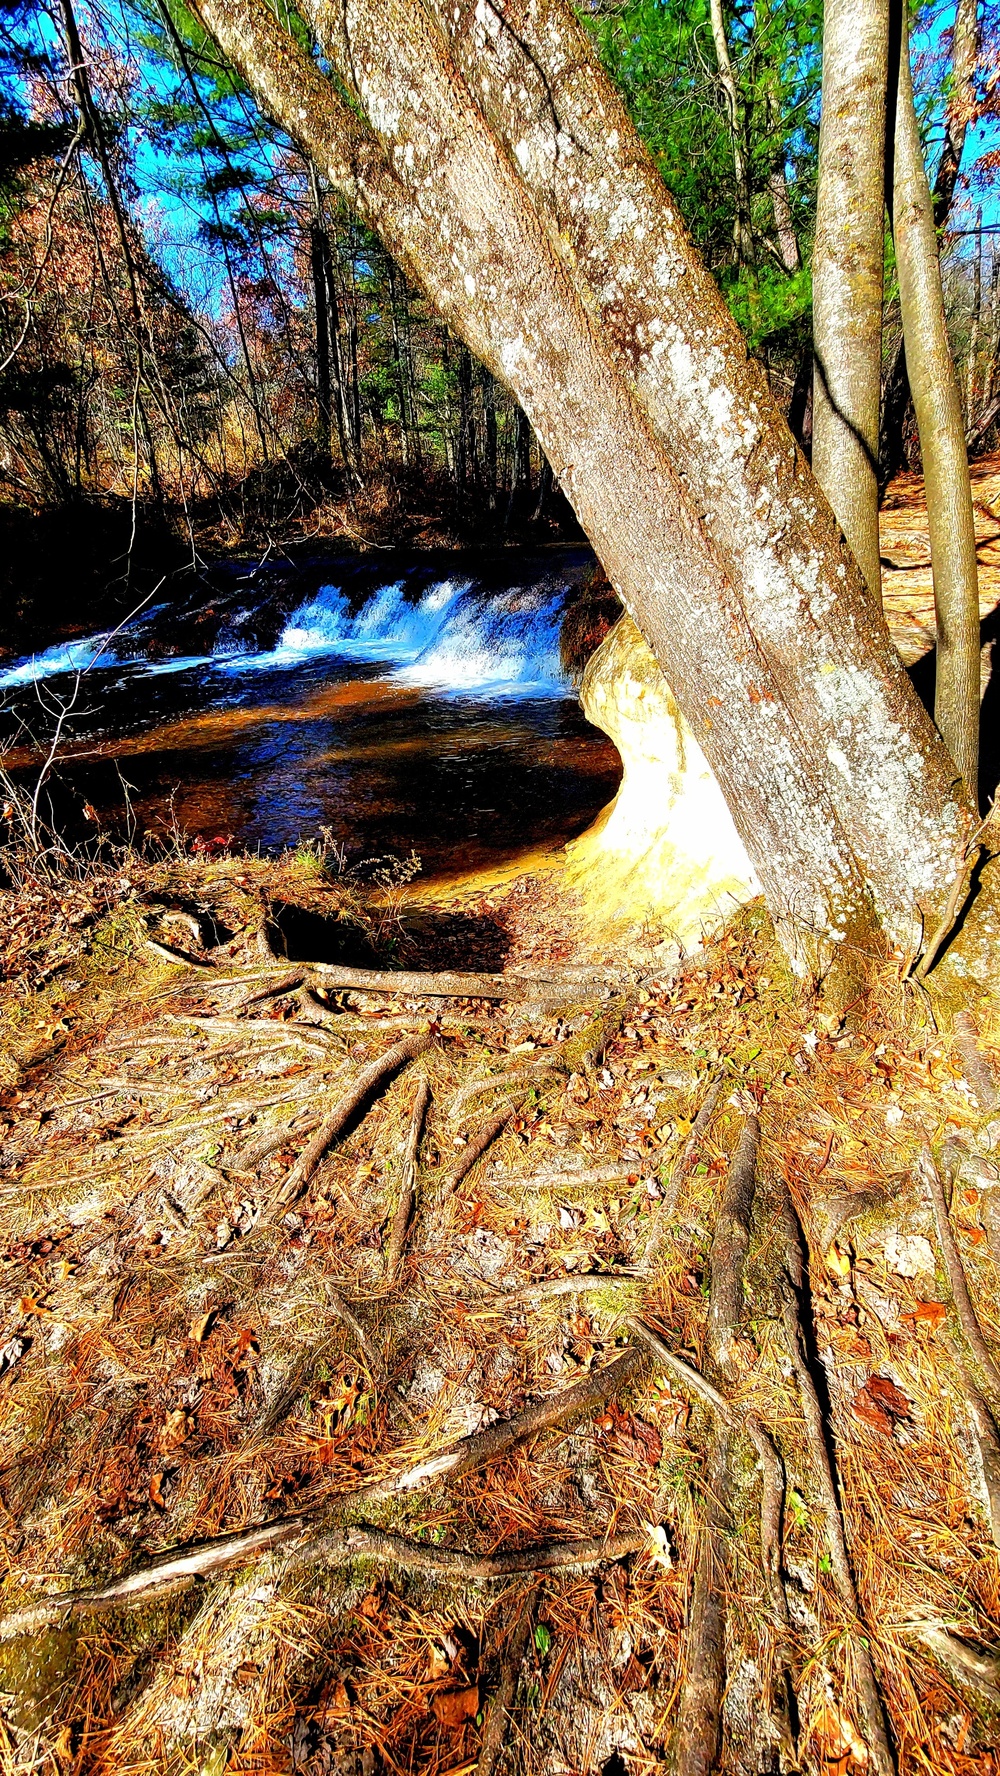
[191,0,980,977]
[810,0,890,601]
[891,8,981,802]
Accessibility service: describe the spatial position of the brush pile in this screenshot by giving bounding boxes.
[1,849,1000,1775]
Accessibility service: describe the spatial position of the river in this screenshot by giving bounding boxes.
[0,547,621,880]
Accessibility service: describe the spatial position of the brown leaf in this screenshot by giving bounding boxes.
[159,1408,192,1451]
[431,1684,479,1727]
[851,1389,894,1437]
[902,1299,947,1330]
[866,1375,910,1419]
[190,1309,216,1344]
[149,1473,167,1511]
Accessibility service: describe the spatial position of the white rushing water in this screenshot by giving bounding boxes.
[0,576,570,699]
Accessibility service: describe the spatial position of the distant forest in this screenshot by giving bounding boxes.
[1,0,998,543]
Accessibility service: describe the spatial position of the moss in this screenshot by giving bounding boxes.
[0,1626,80,1731]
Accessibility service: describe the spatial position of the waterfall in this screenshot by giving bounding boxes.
[0,571,572,698]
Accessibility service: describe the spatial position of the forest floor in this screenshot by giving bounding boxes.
[3,458,1000,1775]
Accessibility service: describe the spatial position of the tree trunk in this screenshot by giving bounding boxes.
[708,0,751,264]
[191,0,980,973]
[879,0,980,491]
[891,6,981,801]
[309,163,332,458]
[810,0,889,601]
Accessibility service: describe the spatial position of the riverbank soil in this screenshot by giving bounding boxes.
[2,844,1000,1775]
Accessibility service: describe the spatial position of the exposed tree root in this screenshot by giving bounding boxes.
[953,1009,1000,1111]
[357,1345,647,1500]
[476,1585,540,1776]
[641,1072,726,1273]
[778,1193,896,1776]
[229,1113,322,1172]
[0,1522,648,1645]
[921,1144,1000,1397]
[385,1075,430,1280]
[143,934,215,968]
[306,962,535,999]
[275,1032,433,1207]
[905,1621,1000,1709]
[674,1438,727,1776]
[447,1058,562,1123]
[706,1113,758,1370]
[441,1100,516,1197]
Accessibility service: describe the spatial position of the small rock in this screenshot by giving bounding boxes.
[885,1232,936,1279]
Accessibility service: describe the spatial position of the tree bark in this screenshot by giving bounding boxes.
[891,7,981,801]
[811,0,889,601]
[190,0,980,972]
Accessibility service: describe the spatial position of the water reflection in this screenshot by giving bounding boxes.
[1,552,621,876]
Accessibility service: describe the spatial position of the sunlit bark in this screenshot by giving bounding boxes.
[892,10,981,801]
[810,0,889,600]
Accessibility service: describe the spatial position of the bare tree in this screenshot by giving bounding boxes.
[891,3,981,800]
[810,0,890,600]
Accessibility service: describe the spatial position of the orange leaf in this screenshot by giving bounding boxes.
[190,1310,216,1344]
[431,1685,479,1727]
[902,1300,947,1330]
[19,1295,51,1316]
[149,1473,167,1510]
[866,1376,910,1419]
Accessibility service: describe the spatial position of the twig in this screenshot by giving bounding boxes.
[953,1009,999,1112]
[357,1346,647,1501]
[477,1586,540,1776]
[276,1033,433,1207]
[919,1145,1000,1398]
[706,1114,758,1370]
[385,1077,430,1280]
[441,1100,516,1197]
[641,1072,726,1273]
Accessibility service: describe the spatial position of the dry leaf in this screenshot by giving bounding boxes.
[644,1521,673,1570]
[826,1242,852,1279]
[431,1684,479,1727]
[159,1408,192,1451]
[19,1294,52,1316]
[866,1376,910,1419]
[190,1309,216,1344]
[149,1473,167,1510]
[851,1389,894,1437]
[902,1300,947,1330]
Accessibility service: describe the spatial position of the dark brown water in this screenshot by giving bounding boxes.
[0,550,621,878]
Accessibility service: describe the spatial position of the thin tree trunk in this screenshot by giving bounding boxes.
[708,0,751,263]
[969,210,983,423]
[879,0,980,491]
[309,163,332,458]
[192,0,982,973]
[481,363,497,505]
[891,5,981,800]
[811,0,889,601]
